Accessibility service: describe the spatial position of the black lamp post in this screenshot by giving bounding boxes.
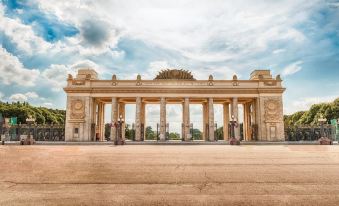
[132,123,135,141]
[318,114,332,145]
[229,115,240,145]
[115,114,125,145]
[318,114,327,138]
[25,116,35,145]
[156,123,159,141]
[166,123,169,140]
[190,123,193,140]
[214,122,218,141]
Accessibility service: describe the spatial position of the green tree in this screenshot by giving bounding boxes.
[192,128,202,140]
[145,126,156,140]
[0,101,66,124]
[285,98,339,127]
[169,132,180,140]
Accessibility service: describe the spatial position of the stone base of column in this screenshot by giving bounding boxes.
[229,137,240,145]
[159,134,166,141]
[185,134,192,141]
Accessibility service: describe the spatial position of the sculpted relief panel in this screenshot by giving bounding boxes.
[264,98,282,122]
[70,99,85,119]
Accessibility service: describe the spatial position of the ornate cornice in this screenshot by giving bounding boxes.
[64,87,285,94]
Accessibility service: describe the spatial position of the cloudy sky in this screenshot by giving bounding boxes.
[1,0,339,130]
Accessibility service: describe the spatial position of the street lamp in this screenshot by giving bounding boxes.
[24,115,36,145]
[166,123,169,140]
[318,114,332,145]
[318,114,327,138]
[115,114,125,145]
[156,123,159,141]
[214,122,218,141]
[229,114,240,145]
[132,123,135,141]
[190,123,193,140]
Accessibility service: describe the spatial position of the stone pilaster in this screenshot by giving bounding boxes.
[135,97,142,141]
[258,96,284,141]
[223,103,230,140]
[255,97,262,140]
[183,97,191,141]
[208,98,215,141]
[231,97,240,140]
[160,97,166,141]
[111,97,118,142]
[65,96,94,141]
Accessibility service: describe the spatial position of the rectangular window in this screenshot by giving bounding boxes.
[74,128,79,134]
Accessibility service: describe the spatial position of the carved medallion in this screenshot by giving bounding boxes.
[154,69,195,80]
[71,100,85,119]
[264,98,282,122]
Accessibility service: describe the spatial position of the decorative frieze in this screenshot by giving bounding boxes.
[70,100,85,119]
[264,98,283,122]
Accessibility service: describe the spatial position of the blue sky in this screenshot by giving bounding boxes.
[1,0,339,118]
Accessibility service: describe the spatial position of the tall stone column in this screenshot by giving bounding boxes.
[140,102,146,141]
[97,102,105,141]
[110,97,118,142]
[183,97,190,141]
[223,103,230,140]
[160,97,166,141]
[100,103,105,141]
[243,103,249,141]
[231,97,240,140]
[202,102,208,141]
[246,103,252,140]
[208,98,215,141]
[119,102,125,141]
[97,103,102,141]
[135,97,142,141]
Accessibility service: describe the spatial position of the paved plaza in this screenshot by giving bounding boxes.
[1,145,339,205]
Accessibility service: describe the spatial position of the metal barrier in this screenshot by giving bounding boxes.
[1,124,65,141]
[284,125,335,141]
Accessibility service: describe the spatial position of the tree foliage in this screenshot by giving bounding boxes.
[0,101,65,124]
[285,98,339,127]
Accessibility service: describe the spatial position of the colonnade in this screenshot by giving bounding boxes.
[108,97,256,142]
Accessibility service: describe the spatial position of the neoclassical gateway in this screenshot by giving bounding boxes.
[64,69,285,142]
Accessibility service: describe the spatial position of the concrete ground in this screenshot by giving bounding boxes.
[1,145,339,206]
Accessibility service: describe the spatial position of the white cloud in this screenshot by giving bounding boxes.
[42,64,73,92]
[144,61,171,79]
[71,59,101,72]
[43,102,53,108]
[25,92,39,99]
[41,60,104,92]
[287,95,338,114]
[0,48,40,86]
[273,49,286,54]
[36,0,317,63]
[0,92,4,100]
[282,61,303,76]
[10,93,28,102]
[0,11,52,55]
[9,92,40,102]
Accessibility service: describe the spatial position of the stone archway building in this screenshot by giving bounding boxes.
[64,69,285,142]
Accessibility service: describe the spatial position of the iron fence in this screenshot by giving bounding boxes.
[284,125,336,141]
[1,124,65,141]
